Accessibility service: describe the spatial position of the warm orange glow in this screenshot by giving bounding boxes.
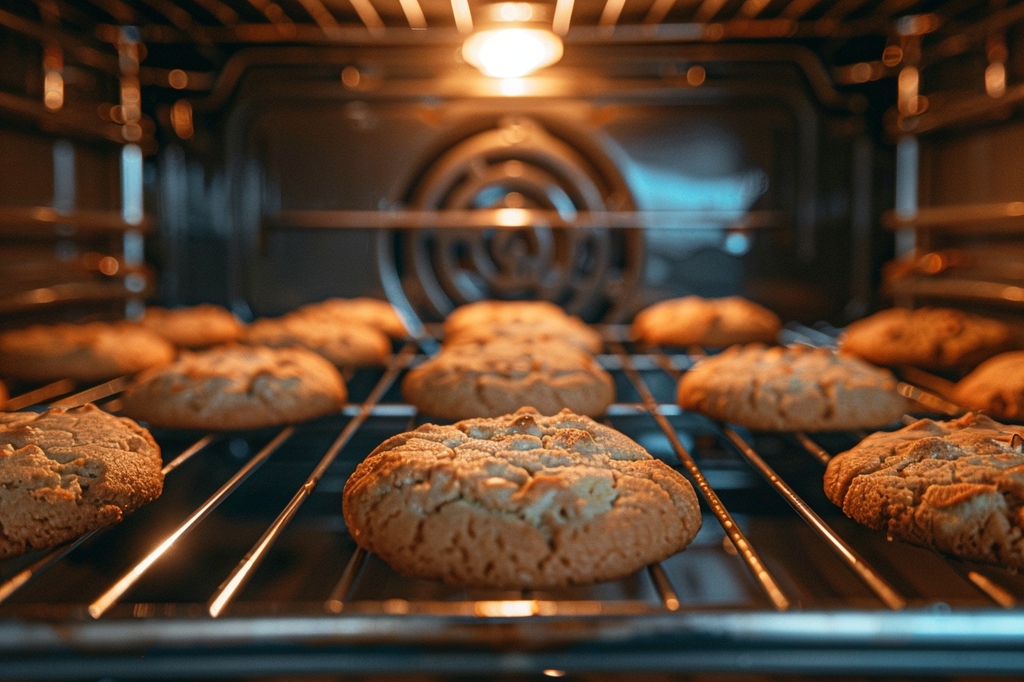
[463,26,563,78]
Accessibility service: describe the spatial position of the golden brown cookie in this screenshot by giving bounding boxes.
[0,322,175,383]
[120,345,347,430]
[343,407,702,588]
[631,296,782,348]
[0,404,163,558]
[402,341,615,419]
[840,307,1013,371]
[443,315,603,355]
[953,351,1024,420]
[443,300,571,337]
[677,344,912,431]
[292,297,407,339]
[824,413,1024,568]
[244,315,390,368]
[139,304,245,349]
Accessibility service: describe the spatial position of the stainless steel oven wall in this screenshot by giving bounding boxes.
[155,44,888,323]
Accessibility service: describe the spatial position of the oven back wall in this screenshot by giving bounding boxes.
[155,47,885,323]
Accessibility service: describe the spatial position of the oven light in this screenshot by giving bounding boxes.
[463,26,563,78]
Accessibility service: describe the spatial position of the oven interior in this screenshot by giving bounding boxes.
[3,0,1024,677]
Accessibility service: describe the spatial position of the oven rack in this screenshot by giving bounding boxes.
[2,330,1024,678]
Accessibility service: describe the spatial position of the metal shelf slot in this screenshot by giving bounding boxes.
[208,344,418,616]
[611,341,792,611]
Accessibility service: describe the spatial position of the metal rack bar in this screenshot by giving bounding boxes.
[882,201,1024,231]
[325,547,368,612]
[295,0,344,34]
[0,431,217,606]
[720,425,907,610]
[553,0,574,34]
[268,208,784,230]
[611,342,792,611]
[647,564,681,610]
[397,0,428,29]
[50,376,131,408]
[89,426,295,618]
[208,344,417,616]
[794,431,832,464]
[4,379,77,411]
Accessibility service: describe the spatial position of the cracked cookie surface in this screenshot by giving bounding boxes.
[244,314,391,368]
[839,307,1013,371]
[0,322,175,382]
[677,344,911,431]
[121,345,347,430]
[824,413,1024,568]
[631,296,782,348]
[953,351,1024,421]
[0,404,163,558]
[291,297,408,339]
[140,304,245,349]
[401,342,614,419]
[343,408,701,587]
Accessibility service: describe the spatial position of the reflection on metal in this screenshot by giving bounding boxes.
[553,0,574,34]
[883,201,1024,231]
[295,0,343,35]
[599,0,627,27]
[451,0,473,33]
[398,0,428,29]
[721,426,907,611]
[348,0,386,34]
[171,99,194,139]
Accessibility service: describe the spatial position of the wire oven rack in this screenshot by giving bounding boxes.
[2,329,1024,679]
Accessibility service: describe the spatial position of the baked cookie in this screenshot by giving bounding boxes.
[677,344,912,431]
[0,322,175,383]
[120,345,347,430]
[292,297,407,339]
[631,296,782,348]
[443,300,571,337]
[139,304,245,348]
[444,316,603,355]
[0,404,163,558]
[343,407,702,588]
[953,351,1024,420]
[824,413,1024,568]
[840,307,1013,371]
[402,342,615,419]
[244,315,390,368]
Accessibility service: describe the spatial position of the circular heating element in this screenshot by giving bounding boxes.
[379,116,643,322]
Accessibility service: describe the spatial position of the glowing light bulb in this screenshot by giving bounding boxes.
[463,26,563,78]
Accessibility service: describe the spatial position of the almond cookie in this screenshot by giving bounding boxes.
[824,413,1024,568]
[953,351,1024,420]
[139,304,245,349]
[120,345,347,430]
[402,341,615,419]
[0,404,163,558]
[244,315,390,368]
[839,307,1013,371]
[0,322,175,383]
[292,297,407,339]
[343,407,702,588]
[631,296,782,348]
[443,300,572,337]
[443,315,603,355]
[677,344,912,431]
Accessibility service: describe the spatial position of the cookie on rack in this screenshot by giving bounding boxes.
[839,307,1013,372]
[0,322,175,383]
[0,404,163,558]
[402,341,614,420]
[292,297,408,339]
[952,351,1024,420]
[824,412,1024,569]
[343,407,702,588]
[677,344,912,431]
[139,304,245,349]
[631,296,782,348]
[443,315,603,355]
[443,300,571,337]
[244,315,391,368]
[120,345,347,430]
